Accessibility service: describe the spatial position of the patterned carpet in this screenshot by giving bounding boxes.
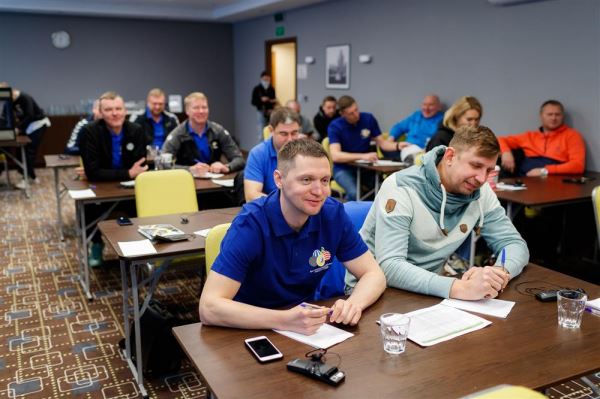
[0,168,206,399]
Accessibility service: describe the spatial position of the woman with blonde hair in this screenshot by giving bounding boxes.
[425,96,482,151]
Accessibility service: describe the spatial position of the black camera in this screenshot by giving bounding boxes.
[287,357,345,386]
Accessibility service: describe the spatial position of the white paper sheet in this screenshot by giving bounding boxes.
[194,172,224,179]
[68,189,96,199]
[194,228,211,237]
[211,179,234,187]
[440,298,515,318]
[374,160,408,167]
[496,182,527,191]
[118,240,157,257]
[274,323,354,349]
[586,298,600,311]
[120,180,135,188]
[405,304,492,346]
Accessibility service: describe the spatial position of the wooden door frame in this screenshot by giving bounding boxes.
[265,37,297,102]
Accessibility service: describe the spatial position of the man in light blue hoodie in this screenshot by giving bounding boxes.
[347,125,529,300]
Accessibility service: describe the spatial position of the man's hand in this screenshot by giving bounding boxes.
[190,162,210,176]
[329,299,362,326]
[128,157,148,179]
[361,152,379,162]
[450,266,509,300]
[284,306,329,335]
[209,161,230,174]
[526,168,544,177]
[501,151,515,173]
[75,166,87,180]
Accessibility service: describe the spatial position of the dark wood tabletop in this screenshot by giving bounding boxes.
[98,207,240,260]
[496,172,600,207]
[173,264,600,399]
[0,135,31,147]
[62,172,237,201]
[44,154,82,168]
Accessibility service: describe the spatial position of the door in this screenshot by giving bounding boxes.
[265,38,297,106]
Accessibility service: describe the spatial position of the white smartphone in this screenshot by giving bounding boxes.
[244,336,283,363]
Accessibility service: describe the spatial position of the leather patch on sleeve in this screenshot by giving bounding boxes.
[460,224,467,233]
[385,199,396,214]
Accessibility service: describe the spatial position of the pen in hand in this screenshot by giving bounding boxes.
[300,302,333,315]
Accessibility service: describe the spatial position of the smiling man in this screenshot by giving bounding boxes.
[389,94,443,148]
[346,125,529,300]
[129,88,179,149]
[200,139,386,335]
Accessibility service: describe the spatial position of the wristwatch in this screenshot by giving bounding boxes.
[540,167,548,177]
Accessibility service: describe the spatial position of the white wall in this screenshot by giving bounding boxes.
[233,0,600,171]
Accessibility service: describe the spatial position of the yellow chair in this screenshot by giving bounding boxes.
[262,125,271,141]
[135,169,198,217]
[205,223,231,275]
[321,137,346,200]
[592,186,600,250]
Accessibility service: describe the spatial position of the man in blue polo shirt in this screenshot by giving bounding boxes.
[328,95,398,201]
[199,139,386,335]
[244,107,301,202]
[129,88,179,148]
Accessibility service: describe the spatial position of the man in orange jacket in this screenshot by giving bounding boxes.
[499,100,585,176]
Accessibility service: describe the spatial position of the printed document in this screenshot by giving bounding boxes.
[275,324,353,349]
[440,298,515,318]
[405,304,492,346]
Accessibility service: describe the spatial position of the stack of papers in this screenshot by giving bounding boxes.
[440,298,515,318]
[118,240,157,256]
[68,189,96,199]
[138,224,187,241]
[275,324,354,349]
[586,298,600,311]
[194,172,224,179]
[374,160,407,167]
[496,182,527,191]
[212,179,234,187]
[405,304,492,346]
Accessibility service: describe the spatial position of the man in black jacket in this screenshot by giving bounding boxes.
[79,91,148,267]
[251,71,276,141]
[313,96,338,143]
[129,88,179,149]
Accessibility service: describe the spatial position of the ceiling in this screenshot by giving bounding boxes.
[0,0,331,22]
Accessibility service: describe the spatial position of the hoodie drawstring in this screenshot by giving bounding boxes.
[439,183,448,236]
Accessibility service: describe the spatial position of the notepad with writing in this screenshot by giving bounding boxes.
[405,304,492,347]
[274,324,354,349]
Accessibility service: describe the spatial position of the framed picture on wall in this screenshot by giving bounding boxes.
[326,44,350,89]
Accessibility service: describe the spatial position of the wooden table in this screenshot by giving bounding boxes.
[0,135,32,198]
[44,154,81,240]
[496,172,600,218]
[64,173,236,299]
[99,208,240,399]
[173,264,600,399]
[350,161,407,200]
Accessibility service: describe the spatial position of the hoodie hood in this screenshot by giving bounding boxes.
[397,145,483,233]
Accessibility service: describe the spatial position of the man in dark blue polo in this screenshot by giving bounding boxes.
[328,95,398,201]
[243,107,300,202]
[129,88,179,149]
[199,139,385,335]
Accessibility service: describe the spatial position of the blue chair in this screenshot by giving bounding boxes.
[314,201,373,300]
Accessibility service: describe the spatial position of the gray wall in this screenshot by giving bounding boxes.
[0,13,235,132]
[233,0,600,171]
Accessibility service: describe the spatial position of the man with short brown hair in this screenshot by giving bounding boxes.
[347,125,529,300]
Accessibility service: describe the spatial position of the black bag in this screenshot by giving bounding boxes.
[119,299,185,377]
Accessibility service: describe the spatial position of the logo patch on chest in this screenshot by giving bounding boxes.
[360,129,371,138]
[308,247,332,273]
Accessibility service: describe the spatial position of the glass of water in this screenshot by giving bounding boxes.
[557,289,587,329]
[379,313,410,354]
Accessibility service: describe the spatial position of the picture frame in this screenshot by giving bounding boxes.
[325,44,350,89]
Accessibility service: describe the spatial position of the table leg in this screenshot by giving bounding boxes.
[356,168,362,202]
[77,202,92,300]
[130,264,148,398]
[53,168,64,241]
[20,145,30,198]
[375,172,380,195]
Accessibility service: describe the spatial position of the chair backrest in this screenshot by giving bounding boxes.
[592,186,600,248]
[135,169,198,217]
[262,125,271,141]
[205,223,232,275]
[314,201,373,300]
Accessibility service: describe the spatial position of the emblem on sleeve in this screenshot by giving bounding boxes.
[126,143,134,151]
[385,199,396,214]
[460,224,467,233]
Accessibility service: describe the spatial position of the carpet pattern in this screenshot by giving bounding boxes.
[0,168,206,399]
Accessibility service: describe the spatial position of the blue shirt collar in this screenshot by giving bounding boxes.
[187,120,208,136]
[145,107,163,123]
[264,190,321,238]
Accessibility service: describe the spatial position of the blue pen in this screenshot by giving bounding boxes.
[585,307,600,317]
[300,302,333,315]
[500,248,506,273]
